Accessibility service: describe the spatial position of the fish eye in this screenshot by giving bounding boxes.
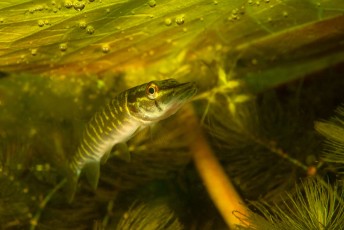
[146,83,159,99]
[148,87,155,94]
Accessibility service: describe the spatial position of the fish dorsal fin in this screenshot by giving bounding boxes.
[113,142,131,162]
[83,161,100,190]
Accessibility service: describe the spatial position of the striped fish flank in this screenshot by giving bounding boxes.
[70,91,139,175]
[66,79,197,202]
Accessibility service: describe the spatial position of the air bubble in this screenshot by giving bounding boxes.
[86,25,95,34]
[164,18,172,26]
[228,8,240,21]
[232,8,239,15]
[79,21,87,29]
[31,49,37,56]
[64,0,73,8]
[283,11,288,17]
[38,20,45,27]
[102,44,110,53]
[228,15,239,21]
[175,15,184,25]
[35,5,44,11]
[148,0,156,7]
[59,43,68,51]
[73,1,85,11]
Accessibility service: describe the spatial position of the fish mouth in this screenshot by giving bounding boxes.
[172,81,198,102]
[159,81,197,119]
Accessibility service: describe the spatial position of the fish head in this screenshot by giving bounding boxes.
[126,78,197,123]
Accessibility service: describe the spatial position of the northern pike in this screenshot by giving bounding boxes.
[67,78,197,201]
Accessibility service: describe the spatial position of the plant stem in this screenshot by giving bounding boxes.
[183,105,250,229]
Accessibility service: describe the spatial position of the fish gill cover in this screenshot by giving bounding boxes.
[0,0,344,229]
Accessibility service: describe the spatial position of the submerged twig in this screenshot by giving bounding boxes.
[183,105,250,229]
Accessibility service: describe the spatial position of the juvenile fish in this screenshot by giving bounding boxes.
[67,78,197,201]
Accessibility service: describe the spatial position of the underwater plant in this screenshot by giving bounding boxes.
[0,0,344,229]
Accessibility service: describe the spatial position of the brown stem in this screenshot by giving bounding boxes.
[182,105,250,229]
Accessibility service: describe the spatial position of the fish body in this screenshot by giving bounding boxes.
[67,79,197,201]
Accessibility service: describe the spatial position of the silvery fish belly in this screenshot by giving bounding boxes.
[67,78,197,202]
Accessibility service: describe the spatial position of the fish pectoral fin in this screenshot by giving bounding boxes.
[148,123,158,137]
[83,161,100,190]
[113,142,131,162]
[133,125,146,136]
[100,149,111,164]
